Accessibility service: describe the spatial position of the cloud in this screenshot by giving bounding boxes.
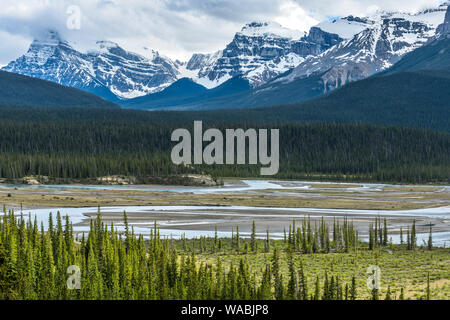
[292,0,444,20]
[0,0,447,65]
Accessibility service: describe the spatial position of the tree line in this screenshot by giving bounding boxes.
[0,208,434,300]
[0,118,448,183]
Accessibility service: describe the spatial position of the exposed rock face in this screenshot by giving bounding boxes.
[3,31,180,100]
[275,7,447,93]
[96,176,136,185]
[21,176,50,185]
[3,3,448,100]
[5,23,339,96]
[186,22,343,88]
[436,5,450,37]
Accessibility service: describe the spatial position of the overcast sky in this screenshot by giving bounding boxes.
[0,0,446,65]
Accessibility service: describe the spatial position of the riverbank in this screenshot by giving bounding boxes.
[0,174,223,187]
[1,179,449,245]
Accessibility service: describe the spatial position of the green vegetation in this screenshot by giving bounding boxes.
[149,70,449,132]
[0,209,448,300]
[0,113,450,183]
[121,77,251,110]
[146,36,450,114]
[383,38,450,75]
[0,113,448,184]
[0,71,118,109]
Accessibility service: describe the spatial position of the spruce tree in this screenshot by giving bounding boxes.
[250,221,256,252]
[427,225,433,251]
[399,287,405,300]
[384,286,391,300]
[349,276,357,300]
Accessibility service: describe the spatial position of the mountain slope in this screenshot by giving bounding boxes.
[275,6,447,92]
[382,37,450,73]
[143,72,324,110]
[123,3,448,111]
[382,5,450,74]
[269,70,450,131]
[182,22,343,88]
[0,70,119,109]
[2,31,179,100]
[136,70,449,132]
[3,2,447,106]
[121,77,251,110]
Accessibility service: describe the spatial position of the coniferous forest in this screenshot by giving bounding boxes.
[0,107,448,302]
[1,0,450,307]
[1,208,445,300]
[0,107,448,184]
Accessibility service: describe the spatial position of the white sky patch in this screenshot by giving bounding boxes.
[275,0,319,33]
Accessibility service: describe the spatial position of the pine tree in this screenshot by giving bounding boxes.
[349,276,357,300]
[428,225,433,251]
[411,221,416,251]
[264,229,270,253]
[371,287,379,300]
[406,227,411,250]
[369,224,374,251]
[258,265,272,300]
[313,276,320,300]
[297,261,308,300]
[286,250,297,300]
[235,226,240,253]
[271,248,283,300]
[250,221,256,252]
[385,286,392,300]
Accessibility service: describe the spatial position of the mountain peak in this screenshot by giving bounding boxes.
[238,21,302,39]
[33,30,64,46]
[445,4,450,22]
[436,4,450,37]
[241,21,278,30]
[316,16,375,39]
[96,40,120,50]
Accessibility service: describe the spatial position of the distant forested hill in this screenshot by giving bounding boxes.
[382,35,450,74]
[0,115,448,183]
[229,69,450,132]
[121,77,252,110]
[155,69,449,132]
[0,70,119,109]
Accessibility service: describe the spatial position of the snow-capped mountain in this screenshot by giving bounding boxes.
[3,2,448,102]
[3,31,179,99]
[275,3,448,92]
[436,3,450,38]
[316,16,376,39]
[184,21,343,88]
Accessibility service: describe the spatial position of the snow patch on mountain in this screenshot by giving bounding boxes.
[3,2,448,101]
[316,16,375,39]
[186,21,342,88]
[239,21,303,39]
[3,31,179,99]
[275,5,448,93]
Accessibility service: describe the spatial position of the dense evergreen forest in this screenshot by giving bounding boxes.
[0,71,118,109]
[0,209,436,300]
[0,108,448,183]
